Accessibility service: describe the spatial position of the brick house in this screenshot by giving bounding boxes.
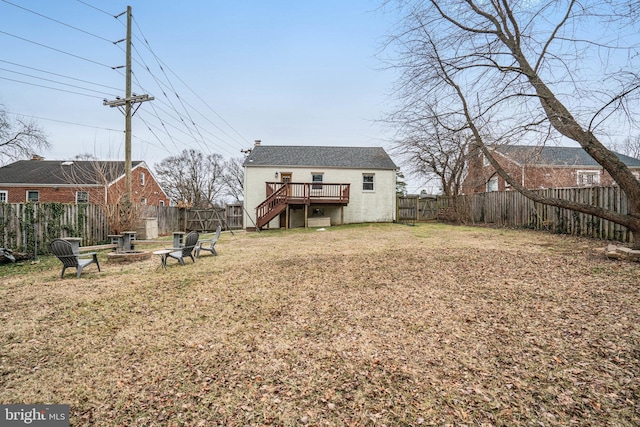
[0,157,170,206]
[463,145,640,194]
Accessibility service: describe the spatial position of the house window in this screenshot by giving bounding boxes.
[633,171,640,181]
[159,200,165,207]
[141,198,147,205]
[363,174,375,191]
[0,191,6,203]
[577,170,600,186]
[26,190,39,202]
[140,172,146,186]
[76,191,89,204]
[486,176,498,192]
[483,155,491,167]
[311,173,323,190]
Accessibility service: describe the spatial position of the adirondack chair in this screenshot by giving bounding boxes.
[166,230,199,266]
[50,238,101,278]
[195,225,221,258]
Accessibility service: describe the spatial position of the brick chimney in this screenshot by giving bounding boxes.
[31,154,44,161]
[254,140,261,146]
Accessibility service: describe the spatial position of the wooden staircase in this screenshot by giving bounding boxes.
[255,185,289,229]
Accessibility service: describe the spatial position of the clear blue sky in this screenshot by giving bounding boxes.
[0,1,425,191]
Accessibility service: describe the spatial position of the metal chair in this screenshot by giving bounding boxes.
[166,230,199,266]
[195,225,221,258]
[50,238,101,278]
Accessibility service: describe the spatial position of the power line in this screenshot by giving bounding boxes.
[162,63,253,147]
[0,76,106,99]
[130,14,251,149]
[130,50,207,153]
[0,30,113,69]
[135,59,249,151]
[136,113,179,153]
[128,48,247,157]
[134,98,181,152]
[0,67,117,97]
[0,60,121,91]
[74,0,113,18]
[136,108,239,158]
[133,87,240,158]
[1,0,114,43]
[129,85,236,157]
[137,110,220,157]
[2,2,249,162]
[37,4,250,160]
[125,41,234,159]
[106,12,212,158]
[127,49,240,158]
[131,18,211,152]
[5,110,122,132]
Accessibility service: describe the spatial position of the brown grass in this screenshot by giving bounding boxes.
[1,223,639,426]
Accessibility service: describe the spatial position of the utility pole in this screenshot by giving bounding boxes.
[125,4,132,200]
[103,5,153,203]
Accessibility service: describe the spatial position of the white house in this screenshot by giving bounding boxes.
[243,143,398,230]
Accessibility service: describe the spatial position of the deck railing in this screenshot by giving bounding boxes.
[265,182,350,203]
[256,182,350,229]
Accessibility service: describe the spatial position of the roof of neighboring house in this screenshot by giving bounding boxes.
[243,145,398,170]
[0,160,146,185]
[494,145,640,167]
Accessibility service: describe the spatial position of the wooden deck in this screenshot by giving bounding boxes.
[256,182,350,229]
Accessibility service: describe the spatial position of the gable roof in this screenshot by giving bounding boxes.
[243,145,397,170]
[494,145,640,168]
[0,160,146,185]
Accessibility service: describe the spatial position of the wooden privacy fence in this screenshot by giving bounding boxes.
[184,204,244,232]
[0,203,110,254]
[142,205,182,236]
[399,186,634,243]
[225,204,243,229]
[397,196,440,222]
[0,203,245,254]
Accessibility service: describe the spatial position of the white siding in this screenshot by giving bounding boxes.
[244,166,396,229]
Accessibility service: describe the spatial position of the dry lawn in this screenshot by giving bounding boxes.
[1,223,639,426]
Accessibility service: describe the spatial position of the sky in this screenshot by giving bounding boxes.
[0,1,428,193]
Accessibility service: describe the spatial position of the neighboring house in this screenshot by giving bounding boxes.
[243,143,398,230]
[0,157,170,206]
[463,145,640,194]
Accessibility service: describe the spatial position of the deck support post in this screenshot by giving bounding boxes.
[341,206,344,225]
[304,205,308,228]
[285,205,290,229]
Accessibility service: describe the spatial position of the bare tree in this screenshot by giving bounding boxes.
[155,149,225,208]
[61,160,155,234]
[612,134,640,160]
[222,157,244,202]
[0,104,50,165]
[390,106,473,196]
[385,0,640,246]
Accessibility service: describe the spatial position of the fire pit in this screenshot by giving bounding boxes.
[106,231,151,263]
[106,250,152,263]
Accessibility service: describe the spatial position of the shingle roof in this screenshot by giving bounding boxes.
[0,160,145,185]
[243,145,397,169]
[495,145,640,167]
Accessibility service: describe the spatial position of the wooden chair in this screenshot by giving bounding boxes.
[50,238,101,278]
[195,225,221,258]
[166,230,199,266]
